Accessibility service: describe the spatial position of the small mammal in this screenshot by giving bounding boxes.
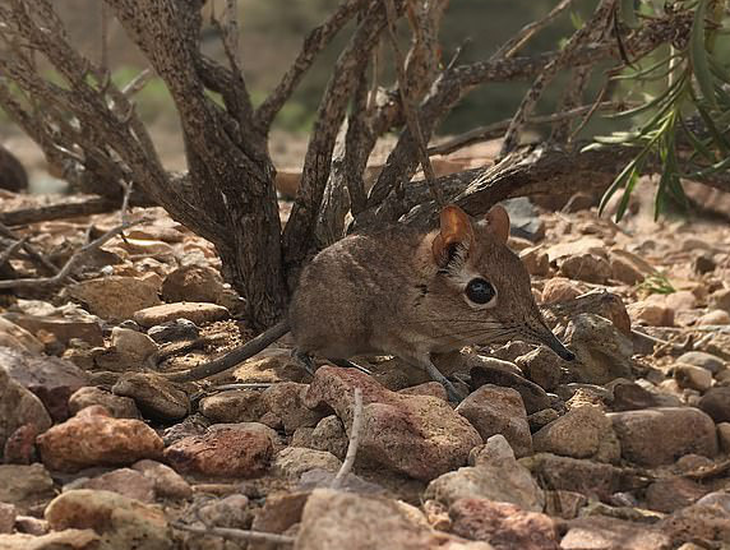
[168,204,574,401]
[0,145,28,193]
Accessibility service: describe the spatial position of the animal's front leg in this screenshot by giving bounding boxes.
[407,353,465,404]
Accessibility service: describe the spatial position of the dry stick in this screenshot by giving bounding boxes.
[499,0,616,157]
[550,65,592,143]
[568,81,609,144]
[382,0,444,207]
[428,102,615,157]
[171,522,294,546]
[0,237,27,268]
[492,0,579,60]
[122,68,153,97]
[331,387,364,489]
[0,222,58,275]
[0,220,140,290]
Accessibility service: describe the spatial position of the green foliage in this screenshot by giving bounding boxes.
[636,273,676,295]
[587,0,730,221]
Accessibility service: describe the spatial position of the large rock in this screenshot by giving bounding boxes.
[45,489,172,550]
[533,404,620,462]
[69,468,155,503]
[676,351,726,374]
[161,265,226,304]
[0,367,52,452]
[425,435,544,512]
[68,386,140,419]
[0,347,89,421]
[449,498,559,550]
[296,489,490,550]
[698,387,730,424]
[0,463,55,513]
[273,447,341,480]
[608,407,718,467]
[303,367,482,480]
[68,275,161,322]
[559,253,612,284]
[133,302,229,328]
[112,373,189,422]
[36,405,164,472]
[131,459,192,501]
[199,389,266,423]
[470,363,551,414]
[164,422,276,477]
[0,317,43,354]
[658,502,730,545]
[261,382,325,434]
[456,385,532,458]
[0,529,99,549]
[561,516,671,550]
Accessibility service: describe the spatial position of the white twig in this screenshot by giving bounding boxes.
[0,220,141,290]
[332,387,363,489]
[122,68,153,97]
[171,522,294,545]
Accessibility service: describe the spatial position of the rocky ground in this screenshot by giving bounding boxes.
[0,157,729,549]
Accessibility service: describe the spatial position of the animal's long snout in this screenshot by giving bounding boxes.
[531,322,575,361]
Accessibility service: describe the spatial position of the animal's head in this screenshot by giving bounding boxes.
[421,203,574,360]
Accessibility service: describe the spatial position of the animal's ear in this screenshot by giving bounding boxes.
[484,204,510,245]
[432,205,474,268]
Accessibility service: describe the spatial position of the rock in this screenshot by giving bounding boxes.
[542,290,632,336]
[133,302,230,328]
[543,490,587,519]
[644,477,709,513]
[161,264,225,304]
[4,311,103,348]
[566,314,633,384]
[664,290,697,312]
[425,435,544,511]
[542,278,583,304]
[163,422,276,477]
[109,327,159,366]
[146,319,199,343]
[0,367,52,452]
[292,415,349,460]
[131,459,192,500]
[718,423,730,453]
[698,387,730,424]
[658,502,730,546]
[233,348,309,384]
[0,317,43,354]
[0,347,89,422]
[296,488,489,550]
[196,494,251,529]
[696,491,730,512]
[0,464,55,513]
[112,373,189,422]
[69,468,155,503]
[273,447,341,480]
[470,363,551,414]
[303,367,482,481]
[45,489,172,550]
[250,491,311,548]
[609,254,646,285]
[609,380,661,411]
[560,253,612,284]
[3,424,39,465]
[698,309,730,325]
[68,386,140,419]
[528,408,560,432]
[694,254,716,274]
[546,238,606,262]
[519,246,550,277]
[674,363,713,392]
[514,347,563,392]
[68,275,161,322]
[676,352,726,374]
[533,404,620,462]
[449,498,559,550]
[520,453,635,498]
[199,389,266,423]
[36,405,164,472]
[0,502,16,534]
[627,300,674,327]
[709,288,730,312]
[561,516,671,550]
[261,382,325,434]
[399,381,449,401]
[161,413,210,446]
[608,407,718,467]
[0,529,99,549]
[456,385,532,458]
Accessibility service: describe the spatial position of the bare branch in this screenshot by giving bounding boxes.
[171,522,294,546]
[0,222,59,275]
[383,0,444,207]
[492,0,578,60]
[0,236,28,268]
[332,388,363,489]
[500,0,616,156]
[550,65,592,143]
[255,0,371,131]
[0,220,141,290]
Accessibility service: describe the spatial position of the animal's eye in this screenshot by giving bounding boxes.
[465,278,496,305]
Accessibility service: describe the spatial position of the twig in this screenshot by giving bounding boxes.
[550,65,591,143]
[492,0,579,60]
[0,236,27,267]
[0,220,141,290]
[121,68,153,97]
[211,383,275,391]
[0,222,59,275]
[428,102,615,156]
[568,80,610,144]
[171,522,294,545]
[331,387,363,489]
[383,0,444,207]
[0,197,122,227]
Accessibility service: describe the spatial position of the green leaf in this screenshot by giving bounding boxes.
[615,164,641,221]
[689,0,718,109]
[620,0,640,28]
[679,115,717,162]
